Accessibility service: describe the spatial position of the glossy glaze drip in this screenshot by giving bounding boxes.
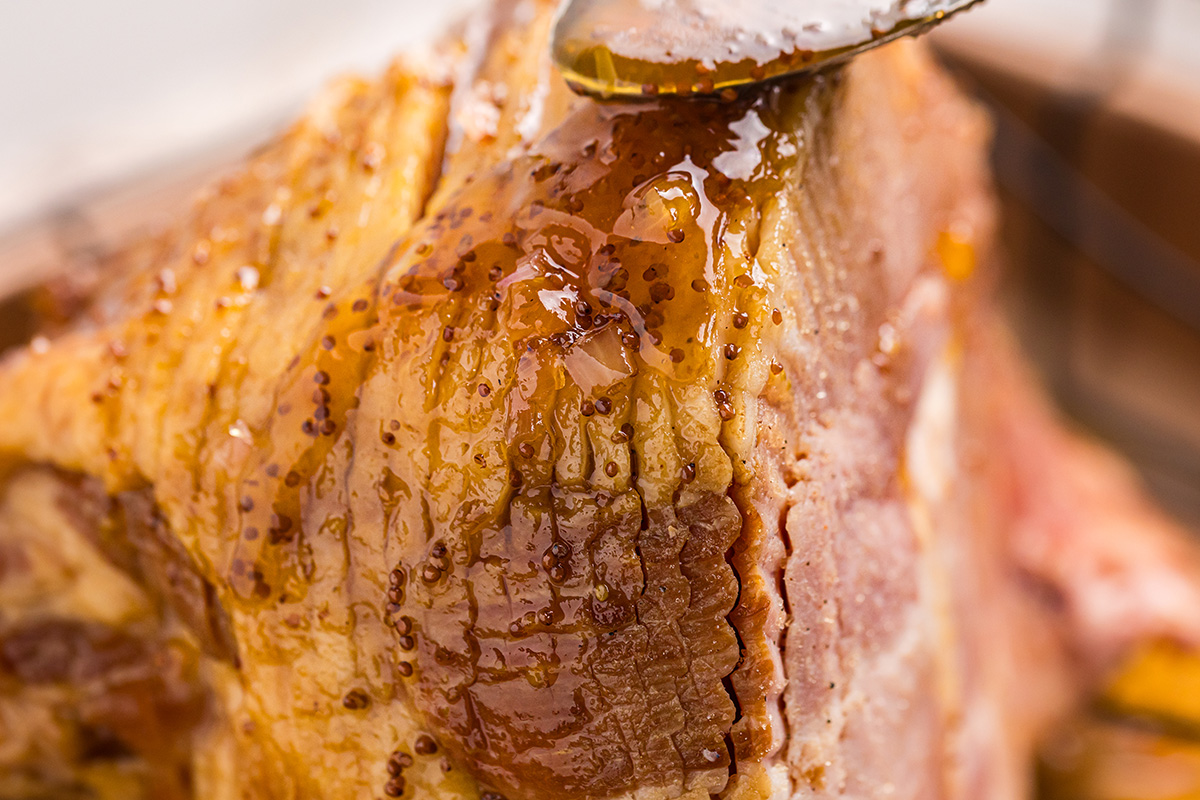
[226,279,383,604]
[360,84,820,800]
[553,0,980,97]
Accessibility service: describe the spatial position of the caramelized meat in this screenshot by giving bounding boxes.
[0,2,1199,799]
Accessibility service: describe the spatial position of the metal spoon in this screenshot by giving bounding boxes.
[552,0,985,98]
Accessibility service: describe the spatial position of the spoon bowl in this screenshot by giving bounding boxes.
[553,0,985,98]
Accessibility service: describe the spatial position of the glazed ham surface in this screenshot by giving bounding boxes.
[1,2,1199,799]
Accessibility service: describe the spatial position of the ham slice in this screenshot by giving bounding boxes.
[1,1,1198,798]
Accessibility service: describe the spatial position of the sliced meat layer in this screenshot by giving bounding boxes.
[1,2,1199,800]
[0,468,215,800]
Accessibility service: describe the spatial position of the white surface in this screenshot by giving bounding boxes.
[0,0,479,231]
[942,0,1200,83]
[934,0,1200,145]
[2,0,1199,233]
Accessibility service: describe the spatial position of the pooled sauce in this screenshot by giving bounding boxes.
[360,82,823,800]
[553,0,981,97]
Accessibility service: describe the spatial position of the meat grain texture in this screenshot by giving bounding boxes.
[0,1,1198,799]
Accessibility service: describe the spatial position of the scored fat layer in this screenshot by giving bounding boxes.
[363,85,824,800]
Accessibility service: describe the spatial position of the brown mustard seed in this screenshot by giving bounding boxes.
[732,311,749,329]
[772,308,783,325]
[342,689,370,710]
[594,397,612,415]
[650,282,675,303]
[396,661,413,677]
[605,461,619,477]
[414,735,438,756]
[723,344,741,360]
[420,564,441,584]
[518,442,535,458]
[384,777,405,797]
[681,463,697,482]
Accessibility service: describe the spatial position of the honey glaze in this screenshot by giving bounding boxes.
[553,0,981,97]
[382,92,806,386]
[363,81,828,800]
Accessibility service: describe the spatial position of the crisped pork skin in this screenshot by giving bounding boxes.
[2,1,1200,799]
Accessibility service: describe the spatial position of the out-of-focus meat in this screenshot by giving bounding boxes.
[0,468,216,800]
[0,1,1198,799]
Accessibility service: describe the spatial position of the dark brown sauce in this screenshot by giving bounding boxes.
[553,0,981,97]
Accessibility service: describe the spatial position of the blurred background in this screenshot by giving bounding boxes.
[1,2,1199,795]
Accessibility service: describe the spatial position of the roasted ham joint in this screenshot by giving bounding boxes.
[1,1,1198,799]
